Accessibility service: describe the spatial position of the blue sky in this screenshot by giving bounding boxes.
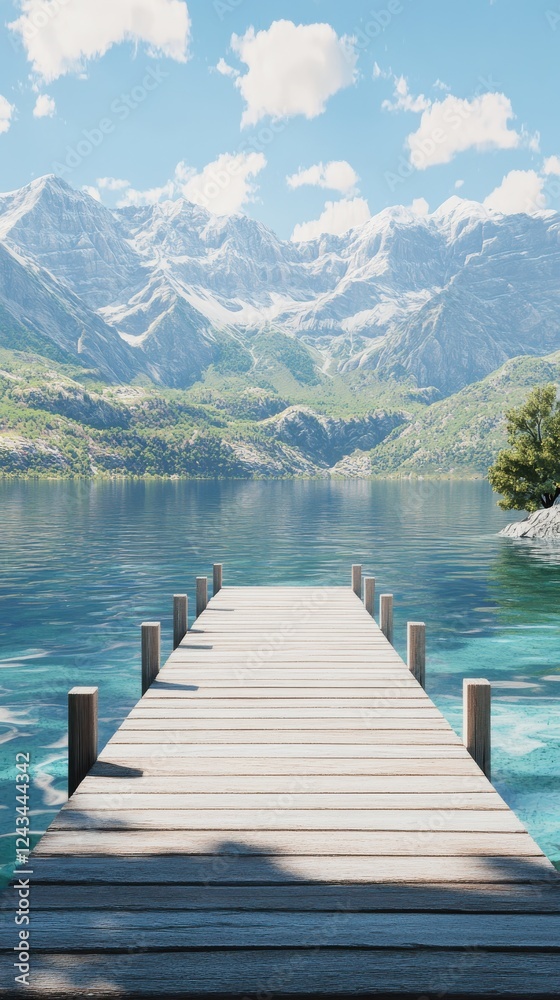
[1,0,559,239]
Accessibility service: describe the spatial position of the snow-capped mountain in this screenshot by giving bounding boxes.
[1,174,559,394]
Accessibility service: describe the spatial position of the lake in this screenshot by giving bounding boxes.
[0,478,559,879]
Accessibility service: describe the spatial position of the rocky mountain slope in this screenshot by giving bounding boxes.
[1,339,559,478]
[1,176,560,396]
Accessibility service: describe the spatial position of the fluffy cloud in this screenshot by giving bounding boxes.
[382,76,430,113]
[175,151,266,215]
[483,169,546,215]
[215,57,238,78]
[97,177,131,191]
[9,0,191,82]
[543,155,560,176]
[291,196,370,242]
[287,160,359,195]
[0,95,15,134]
[229,20,357,127]
[114,151,267,215]
[33,94,56,118]
[407,92,529,169]
[117,180,174,208]
[410,197,429,217]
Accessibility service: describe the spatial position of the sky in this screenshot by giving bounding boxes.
[0,0,560,240]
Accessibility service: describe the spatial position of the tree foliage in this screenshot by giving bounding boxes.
[488,384,560,510]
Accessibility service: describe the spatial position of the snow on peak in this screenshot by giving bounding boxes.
[431,196,491,227]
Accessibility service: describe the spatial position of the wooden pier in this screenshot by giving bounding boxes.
[2,576,560,997]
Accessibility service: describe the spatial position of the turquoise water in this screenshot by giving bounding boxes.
[0,478,559,879]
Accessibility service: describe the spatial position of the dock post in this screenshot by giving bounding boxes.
[364,577,375,618]
[68,686,98,797]
[463,678,491,779]
[380,594,393,644]
[351,564,362,598]
[173,595,188,650]
[141,622,161,695]
[196,577,208,618]
[213,563,223,597]
[407,622,426,688]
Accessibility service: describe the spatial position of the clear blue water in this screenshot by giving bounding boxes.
[0,478,559,881]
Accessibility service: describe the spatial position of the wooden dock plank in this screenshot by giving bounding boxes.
[4,950,559,998]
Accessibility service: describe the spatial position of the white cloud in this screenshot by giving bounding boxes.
[175,151,266,215]
[483,169,546,215]
[410,197,429,217]
[82,185,101,201]
[287,160,359,195]
[373,62,390,80]
[215,57,238,78]
[114,151,267,215]
[0,95,14,134]
[97,176,131,191]
[229,20,357,127]
[117,180,175,208]
[291,196,370,242]
[406,92,531,169]
[33,94,56,118]
[543,155,560,176]
[9,0,191,82]
[455,179,465,189]
[382,75,430,113]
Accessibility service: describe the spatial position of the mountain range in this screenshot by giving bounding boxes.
[0,175,559,478]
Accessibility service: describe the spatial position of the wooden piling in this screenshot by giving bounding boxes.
[68,687,98,797]
[380,594,393,644]
[407,622,426,688]
[173,595,188,650]
[463,678,491,779]
[364,577,375,618]
[351,564,362,598]
[196,577,208,619]
[141,622,160,695]
[213,564,223,597]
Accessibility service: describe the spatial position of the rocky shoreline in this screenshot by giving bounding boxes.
[501,507,560,539]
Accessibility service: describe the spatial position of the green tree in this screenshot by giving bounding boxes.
[488,384,560,510]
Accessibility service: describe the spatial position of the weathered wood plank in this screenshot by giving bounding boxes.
[37,829,539,856]
[27,881,560,912]
[67,791,507,811]
[107,729,462,744]
[142,686,436,698]
[4,911,559,951]
[2,950,559,998]
[97,744,471,758]
[90,755,489,776]
[50,807,526,832]
[28,852,556,882]
[71,774,495,793]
